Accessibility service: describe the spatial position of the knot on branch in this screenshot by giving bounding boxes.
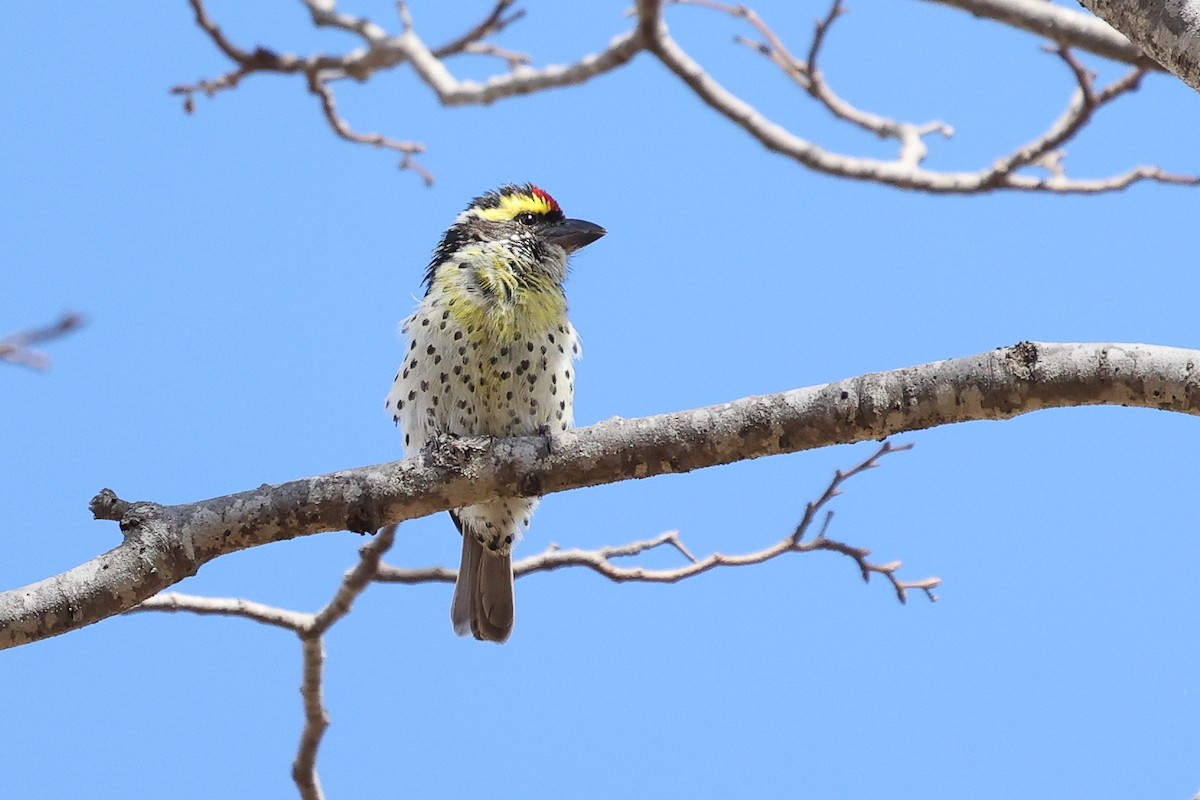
[89,489,168,538]
[1004,340,1041,382]
[89,488,132,521]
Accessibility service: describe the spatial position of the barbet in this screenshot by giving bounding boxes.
[386,184,605,643]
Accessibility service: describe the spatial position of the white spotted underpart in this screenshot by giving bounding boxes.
[385,244,579,557]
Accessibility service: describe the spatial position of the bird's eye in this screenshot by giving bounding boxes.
[516,212,538,226]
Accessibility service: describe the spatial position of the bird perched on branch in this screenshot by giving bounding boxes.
[386,184,606,642]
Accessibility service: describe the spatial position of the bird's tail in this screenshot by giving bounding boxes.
[450,513,515,643]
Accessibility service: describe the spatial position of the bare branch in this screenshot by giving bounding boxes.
[303,73,432,183]
[5,342,1200,649]
[310,524,397,635]
[293,635,328,800]
[378,442,941,602]
[983,48,1148,186]
[921,0,1155,67]
[484,442,941,603]
[0,312,83,371]
[430,0,527,59]
[662,0,1192,192]
[694,0,954,167]
[130,592,312,632]
[173,0,1194,193]
[292,524,397,800]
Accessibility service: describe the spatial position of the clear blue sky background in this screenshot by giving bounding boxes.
[3,2,1198,798]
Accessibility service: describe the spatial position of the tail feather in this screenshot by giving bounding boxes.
[450,512,515,643]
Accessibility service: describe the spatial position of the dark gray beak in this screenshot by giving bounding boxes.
[545,218,606,253]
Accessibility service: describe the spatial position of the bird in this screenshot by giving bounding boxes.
[386,184,605,643]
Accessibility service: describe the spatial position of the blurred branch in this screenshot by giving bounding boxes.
[659,0,1193,192]
[0,313,83,371]
[172,0,1196,192]
[5,341,1200,649]
[377,441,940,603]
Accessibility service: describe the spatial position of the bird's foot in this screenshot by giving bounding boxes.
[535,424,559,457]
[425,431,489,470]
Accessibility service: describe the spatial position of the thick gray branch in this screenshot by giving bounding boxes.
[3,341,1199,650]
[1079,0,1200,89]
[923,0,1155,66]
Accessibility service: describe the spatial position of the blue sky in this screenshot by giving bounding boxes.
[3,2,1199,798]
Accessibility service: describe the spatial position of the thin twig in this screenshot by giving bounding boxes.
[174,0,1195,192]
[431,0,527,58]
[304,73,432,184]
[130,593,311,631]
[375,441,939,602]
[292,524,397,800]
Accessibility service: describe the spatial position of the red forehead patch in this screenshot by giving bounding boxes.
[529,185,561,213]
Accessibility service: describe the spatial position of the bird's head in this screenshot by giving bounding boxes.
[425,184,606,290]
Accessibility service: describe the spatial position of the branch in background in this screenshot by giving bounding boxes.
[4,341,1200,650]
[658,0,1194,192]
[129,445,930,796]
[0,313,84,371]
[173,0,1195,193]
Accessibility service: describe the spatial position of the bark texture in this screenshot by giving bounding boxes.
[3,342,1199,650]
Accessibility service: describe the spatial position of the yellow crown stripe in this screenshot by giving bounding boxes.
[474,192,556,222]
